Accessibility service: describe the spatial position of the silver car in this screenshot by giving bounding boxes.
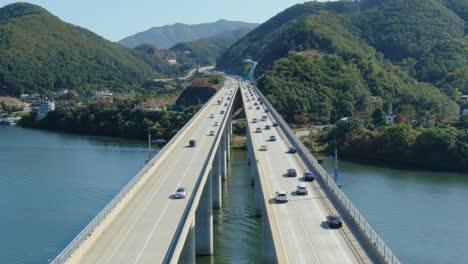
[174,187,187,199]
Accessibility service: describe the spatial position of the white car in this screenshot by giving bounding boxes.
[296,184,308,195]
[174,187,187,199]
[275,191,288,203]
[256,127,262,133]
[252,118,257,123]
[260,145,268,151]
[209,114,214,118]
[214,122,219,126]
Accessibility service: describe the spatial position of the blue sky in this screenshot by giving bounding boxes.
[0,0,324,41]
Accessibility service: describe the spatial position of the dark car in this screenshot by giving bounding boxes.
[272,122,279,127]
[189,139,196,147]
[288,147,297,154]
[304,172,316,182]
[326,215,343,228]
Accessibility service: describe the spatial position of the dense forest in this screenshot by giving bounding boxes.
[218,0,466,124]
[0,3,188,96]
[315,117,468,172]
[19,105,197,141]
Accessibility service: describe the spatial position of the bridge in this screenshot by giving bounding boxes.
[51,75,400,264]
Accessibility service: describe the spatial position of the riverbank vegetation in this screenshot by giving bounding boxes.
[310,118,468,172]
[18,105,198,141]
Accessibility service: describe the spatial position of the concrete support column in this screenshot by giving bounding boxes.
[255,168,262,217]
[212,149,222,209]
[220,129,227,181]
[178,220,195,264]
[196,171,213,255]
[246,132,252,165]
[263,211,277,264]
[226,118,231,162]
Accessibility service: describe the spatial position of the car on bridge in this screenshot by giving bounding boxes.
[174,187,187,199]
[256,106,261,110]
[265,109,270,113]
[287,168,297,177]
[272,122,279,127]
[296,184,308,195]
[326,215,343,228]
[260,145,268,151]
[288,147,297,154]
[304,171,316,181]
[214,122,219,126]
[252,118,257,123]
[224,103,228,106]
[269,135,276,141]
[209,114,214,118]
[275,191,288,203]
[189,140,196,147]
[265,125,271,130]
[209,131,215,136]
[256,127,262,133]
[217,100,222,105]
[220,110,225,114]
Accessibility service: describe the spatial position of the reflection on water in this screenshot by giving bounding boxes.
[197,150,263,264]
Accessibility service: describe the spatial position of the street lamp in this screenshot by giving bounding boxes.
[146,128,167,164]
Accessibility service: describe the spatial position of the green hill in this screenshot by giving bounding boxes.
[217,0,464,123]
[119,19,258,49]
[170,27,253,65]
[0,3,182,96]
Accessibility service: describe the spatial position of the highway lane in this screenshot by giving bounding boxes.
[67,77,238,264]
[241,81,371,264]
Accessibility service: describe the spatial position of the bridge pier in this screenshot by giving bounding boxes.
[221,129,228,181]
[212,148,222,209]
[263,209,277,264]
[178,220,195,264]
[226,118,231,161]
[254,166,262,217]
[196,170,213,255]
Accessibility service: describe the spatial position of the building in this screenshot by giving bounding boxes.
[167,59,177,65]
[38,97,55,117]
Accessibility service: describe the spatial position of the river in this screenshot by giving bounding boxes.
[1,126,467,263]
[322,159,468,264]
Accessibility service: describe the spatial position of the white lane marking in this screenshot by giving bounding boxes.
[242,90,291,263]
[133,83,237,263]
[259,125,321,264]
[102,86,232,264]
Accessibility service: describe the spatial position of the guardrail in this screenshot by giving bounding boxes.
[51,80,228,264]
[253,86,401,264]
[166,83,238,263]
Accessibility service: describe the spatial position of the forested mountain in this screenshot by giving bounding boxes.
[170,27,253,65]
[218,0,466,123]
[119,20,258,49]
[0,3,186,96]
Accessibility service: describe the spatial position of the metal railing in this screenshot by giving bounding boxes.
[254,86,401,264]
[51,84,226,264]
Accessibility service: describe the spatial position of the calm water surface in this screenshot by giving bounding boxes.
[0,126,148,263]
[323,159,468,264]
[2,125,467,264]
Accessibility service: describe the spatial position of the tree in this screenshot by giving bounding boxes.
[372,108,387,127]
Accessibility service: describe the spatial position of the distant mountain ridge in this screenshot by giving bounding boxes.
[0,3,188,96]
[170,27,253,65]
[119,19,258,49]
